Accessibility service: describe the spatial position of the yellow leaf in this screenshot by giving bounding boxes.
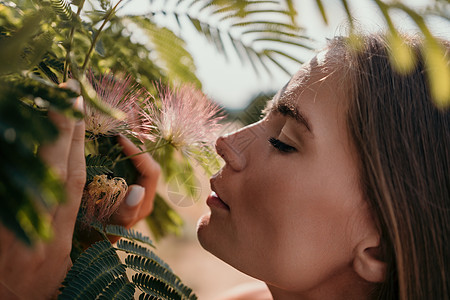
[424,41,450,109]
[348,32,363,52]
[387,32,416,74]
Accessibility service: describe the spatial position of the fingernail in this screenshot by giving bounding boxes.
[126,185,145,207]
[74,96,84,113]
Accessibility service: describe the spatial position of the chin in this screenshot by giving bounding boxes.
[196,218,268,287]
[196,212,210,233]
[196,213,212,249]
[196,212,230,261]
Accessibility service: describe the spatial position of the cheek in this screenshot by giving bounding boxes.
[236,162,362,289]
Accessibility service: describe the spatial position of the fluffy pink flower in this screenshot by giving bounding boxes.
[138,83,224,156]
[84,72,148,136]
[82,175,128,224]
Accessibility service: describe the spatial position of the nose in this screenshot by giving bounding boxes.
[215,129,249,172]
[216,135,246,172]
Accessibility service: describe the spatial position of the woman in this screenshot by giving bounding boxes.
[197,34,449,299]
[1,33,448,299]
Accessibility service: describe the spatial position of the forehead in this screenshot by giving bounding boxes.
[263,49,351,135]
[273,49,345,106]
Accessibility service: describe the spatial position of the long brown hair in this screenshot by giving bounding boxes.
[331,34,449,299]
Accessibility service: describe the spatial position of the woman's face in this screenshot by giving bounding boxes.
[197,51,378,296]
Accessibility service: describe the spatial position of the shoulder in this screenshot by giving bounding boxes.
[215,282,272,300]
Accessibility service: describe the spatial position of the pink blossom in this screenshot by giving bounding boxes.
[84,72,148,137]
[82,175,128,224]
[137,83,224,157]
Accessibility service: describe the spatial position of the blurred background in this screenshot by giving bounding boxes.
[123,0,449,111]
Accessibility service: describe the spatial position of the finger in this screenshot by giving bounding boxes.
[38,111,75,182]
[109,185,145,228]
[117,135,160,219]
[53,107,86,239]
[38,80,81,182]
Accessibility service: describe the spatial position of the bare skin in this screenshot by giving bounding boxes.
[215,282,272,300]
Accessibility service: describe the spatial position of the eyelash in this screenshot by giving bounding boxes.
[268,137,297,153]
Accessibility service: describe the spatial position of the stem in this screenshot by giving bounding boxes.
[375,1,433,39]
[339,0,353,28]
[63,0,86,81]
[115,140,169,163]
[81,0,124,72]
[390,3,433,39]
[374,0,395,32]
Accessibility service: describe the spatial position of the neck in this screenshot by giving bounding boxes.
[266,269,376,300]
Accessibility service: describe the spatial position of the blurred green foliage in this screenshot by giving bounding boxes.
[60,224,197,299]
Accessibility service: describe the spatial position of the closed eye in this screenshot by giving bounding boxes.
[269,137,297,153]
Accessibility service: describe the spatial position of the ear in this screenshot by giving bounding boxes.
[353,235,387,283]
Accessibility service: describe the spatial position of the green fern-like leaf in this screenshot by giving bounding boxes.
[62,258,126,298]
[339,0,353,27]
[48,0,75,22]
[116,239,172,271]
[0,74,79,112]
[126,255,196,299]
[24,31,54,70]
[61,240,117,287]
[85,154,113,181]
[36,54,65,84]
[231,20,297,30]
[0,13,43,74]
[126,16,200,87]
[42,55,65,74]
[132,273,181,300]
[37,61,60,84]
[64,225,198,299]
[60,240,127,299]
[151,0,308,76]
[97,276,135,300]
[64,225,198,298]
[105,224,156,248]
[138,293,159,300]
[314,0,328,24]
[285,0,298,25]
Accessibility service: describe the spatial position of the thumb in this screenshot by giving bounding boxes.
[110,185,145,228]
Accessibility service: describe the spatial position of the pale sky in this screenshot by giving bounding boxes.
[122,0,449,109]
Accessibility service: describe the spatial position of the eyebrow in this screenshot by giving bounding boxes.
[271,100,312,132]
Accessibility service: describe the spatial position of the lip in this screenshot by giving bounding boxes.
[207,180,230,211]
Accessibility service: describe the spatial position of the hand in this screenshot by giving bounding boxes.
[108,135,161,230]
[77,134,161,247]
[0,80,85,299]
